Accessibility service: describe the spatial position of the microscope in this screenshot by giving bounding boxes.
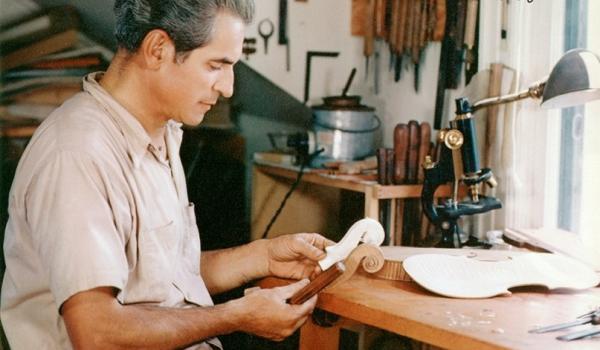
[421,97,503,248]
[420,49,600,248]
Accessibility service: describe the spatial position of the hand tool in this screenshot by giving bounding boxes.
[377,147,388,185]
[303,51,340,103]
[364,0,375,80]
[432,0,446,41]
[394,0,408,82]
[374,0,386,38]
[410,0,423,92]
[278,0,290,71]
[385,148,395,186]
[406,120,420,184]
[426,0,436,41]
[258,18,274,54]
[501,0,508,40]
[288,262,346,304]
[374,46,380,94]
[557,327,600,341]
[393,123,409,184]
[242,38,256,60]
[529,308,600,334]
[388,0,400,72]
[402,0,414,70]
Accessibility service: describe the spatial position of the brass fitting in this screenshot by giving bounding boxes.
[423,155,435,169]
[444,129,464,150]
[486,175,498,188]
[469,185,480,203]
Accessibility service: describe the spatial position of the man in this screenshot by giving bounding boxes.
[1,1,330,349]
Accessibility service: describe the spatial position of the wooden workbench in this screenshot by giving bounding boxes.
[262,256,600,350]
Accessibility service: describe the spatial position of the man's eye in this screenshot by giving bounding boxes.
[209,64,222,71]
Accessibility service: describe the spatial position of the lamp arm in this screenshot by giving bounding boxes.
[471,81,546,113]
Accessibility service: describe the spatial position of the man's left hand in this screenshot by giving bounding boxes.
[265,233,333,280]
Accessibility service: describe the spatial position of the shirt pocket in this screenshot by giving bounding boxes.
[120,220,177,304]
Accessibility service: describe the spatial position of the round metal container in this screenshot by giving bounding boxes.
[311,96,379,167]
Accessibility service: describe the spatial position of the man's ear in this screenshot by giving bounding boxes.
[139,29,176,69]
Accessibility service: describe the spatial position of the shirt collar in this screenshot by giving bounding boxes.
[82,72,183,168]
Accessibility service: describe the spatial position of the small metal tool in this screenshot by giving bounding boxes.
[529,308,600,334]
[258,18,274,54]
[557,327,600,341]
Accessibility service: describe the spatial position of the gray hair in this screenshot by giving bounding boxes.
[114,0,254,58]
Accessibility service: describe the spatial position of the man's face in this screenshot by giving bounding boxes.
[156,11,244,126]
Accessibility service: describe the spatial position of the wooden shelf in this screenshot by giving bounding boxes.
[254,163,454,199]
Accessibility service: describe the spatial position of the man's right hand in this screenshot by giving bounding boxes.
[230,279,317,341]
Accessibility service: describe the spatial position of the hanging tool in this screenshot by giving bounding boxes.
[364,0,375,80]
[433,0,447,41]
[258,18,274,54]
[373,0,386,94]
[394,0,408,82]
[303,51,340,103]
[278,0,290,71]
[388,0,400,72]
[242,38,256,60]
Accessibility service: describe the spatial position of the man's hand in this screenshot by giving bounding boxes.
[265,233,333,280]
[231,280,317,341]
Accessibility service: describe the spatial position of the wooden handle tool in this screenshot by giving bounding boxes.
[406,120,420,184]
[364,0,375,76]
[433,0,446,41]
[374,0,386,38]
[389,0,400,51]
[288,262,346,305]
[393,123,409,184]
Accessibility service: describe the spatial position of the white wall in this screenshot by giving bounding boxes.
[244,0,445,147]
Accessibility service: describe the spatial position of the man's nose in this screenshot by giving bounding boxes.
[215,68,234,98]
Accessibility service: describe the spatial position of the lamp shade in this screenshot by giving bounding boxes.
[541,49,600,109]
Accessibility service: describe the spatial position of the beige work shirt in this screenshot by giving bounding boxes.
[1,72,221,350]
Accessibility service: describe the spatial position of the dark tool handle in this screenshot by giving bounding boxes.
[393,124,409,184]
[376,148,389,185]
[342,68,357,97]
[406,120,420,184]
[288,262,345,305]
[385,148,395,186]
[278,0,288,45]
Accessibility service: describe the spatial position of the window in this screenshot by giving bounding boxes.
[557,0,600,252]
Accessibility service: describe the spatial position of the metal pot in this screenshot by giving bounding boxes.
[311,95,379,167]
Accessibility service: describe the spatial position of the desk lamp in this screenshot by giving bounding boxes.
[421,49,600,248]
